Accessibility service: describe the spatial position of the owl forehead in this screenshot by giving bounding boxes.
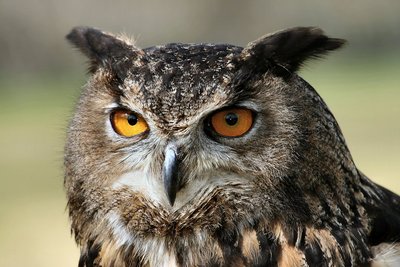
[119,43,244,129]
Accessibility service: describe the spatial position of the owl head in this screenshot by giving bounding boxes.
[65,27,350,265]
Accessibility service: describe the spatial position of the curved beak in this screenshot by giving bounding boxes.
[162,144,181,206]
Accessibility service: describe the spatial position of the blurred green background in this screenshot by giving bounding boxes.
[0,0,399,266]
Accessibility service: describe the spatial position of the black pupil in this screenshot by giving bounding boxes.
[225,113,239,126]
[127,114,138,125]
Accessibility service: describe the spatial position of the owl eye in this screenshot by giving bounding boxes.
[111,110,149,137]
[210,108,254,137]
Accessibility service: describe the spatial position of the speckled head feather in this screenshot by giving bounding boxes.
[65,26,400,267]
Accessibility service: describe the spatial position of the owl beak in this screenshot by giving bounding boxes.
[162,144,180,206]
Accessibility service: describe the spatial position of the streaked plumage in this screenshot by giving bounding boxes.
[65,26,400,267]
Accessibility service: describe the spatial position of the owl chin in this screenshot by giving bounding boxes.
[109,169,257,222]
[88,169,259,266]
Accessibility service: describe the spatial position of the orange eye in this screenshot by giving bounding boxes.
[111,110,149,137]
[210,108,254,137]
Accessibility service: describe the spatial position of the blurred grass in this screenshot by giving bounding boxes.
[0,54,399,267]
[0,74,83,266]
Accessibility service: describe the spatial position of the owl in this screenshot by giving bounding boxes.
[65,26,400,267]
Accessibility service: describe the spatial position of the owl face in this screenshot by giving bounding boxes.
[65,27,346,264]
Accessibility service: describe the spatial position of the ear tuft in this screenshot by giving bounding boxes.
[241,27,346,73]
[66,26,140,74]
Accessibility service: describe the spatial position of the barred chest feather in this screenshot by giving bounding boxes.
[80,212,400,267]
